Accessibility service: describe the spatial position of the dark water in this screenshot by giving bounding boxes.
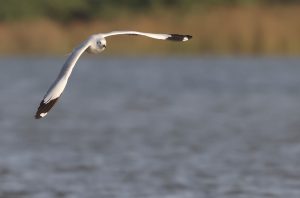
[1,57,300,198]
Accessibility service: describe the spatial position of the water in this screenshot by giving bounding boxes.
[0,56,300,198]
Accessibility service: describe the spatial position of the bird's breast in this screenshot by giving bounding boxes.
[86,46,103,54]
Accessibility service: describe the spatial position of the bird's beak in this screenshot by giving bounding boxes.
[103,45,106,49]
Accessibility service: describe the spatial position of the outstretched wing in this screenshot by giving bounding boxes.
[102,31,192,42]
[35,40,91,119]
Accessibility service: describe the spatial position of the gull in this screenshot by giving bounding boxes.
[35,31,192,119]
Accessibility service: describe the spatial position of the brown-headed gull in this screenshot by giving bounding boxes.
[35,31,192,119]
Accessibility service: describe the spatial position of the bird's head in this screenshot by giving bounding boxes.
[86,36,107,54]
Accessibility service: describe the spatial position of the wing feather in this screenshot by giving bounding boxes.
[102,31,192,42]
[35,98,59,119]
[35,39,91,119]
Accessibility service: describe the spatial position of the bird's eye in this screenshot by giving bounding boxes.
[97,41,101,45]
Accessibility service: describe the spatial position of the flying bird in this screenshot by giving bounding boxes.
[35,31,192,119]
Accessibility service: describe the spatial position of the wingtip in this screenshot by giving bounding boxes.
[184,35,192,41]
[35,98,59,120]
[167,34,193,42]
[35,112,47,119]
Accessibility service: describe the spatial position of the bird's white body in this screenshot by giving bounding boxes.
[35,31,192,119]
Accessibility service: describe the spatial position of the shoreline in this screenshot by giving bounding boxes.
[0,6,299,55]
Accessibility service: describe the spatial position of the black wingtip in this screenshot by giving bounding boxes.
[35,98,59,119]
[166,34,192,41]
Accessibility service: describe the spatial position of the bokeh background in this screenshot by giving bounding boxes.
[1,1,300,198]
[0,0,299,55]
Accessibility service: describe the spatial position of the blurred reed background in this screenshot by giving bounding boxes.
[0,0,299,55]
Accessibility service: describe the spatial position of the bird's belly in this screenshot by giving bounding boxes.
[86,46,100,54]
